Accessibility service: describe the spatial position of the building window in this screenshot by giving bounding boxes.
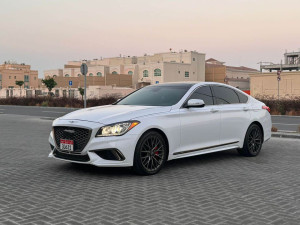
[24,85,29,89]
[185,71,189,78]
[143,70,149,77]
[97,72,102,77]
[154,69,161,76]
[128,71,133,75]
[14,76,16,79]
[193,58,195,61]
[9,86,14,89]
[24,75,29,82]
[77,74,81,77]
[65,74,70,77]
[9,76,11,79]
[178,71,180,74]
[89,73,93,76]
[112,71,118,75]
[34,77,37,80]
[0,74,2,81]
[53,75,57,78]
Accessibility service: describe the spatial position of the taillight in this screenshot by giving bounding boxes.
[262,105,270,113]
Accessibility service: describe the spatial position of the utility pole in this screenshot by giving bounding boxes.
[277,60,282,101]
[80,62,88,108]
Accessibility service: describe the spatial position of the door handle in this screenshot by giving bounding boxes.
[210,108,219,113]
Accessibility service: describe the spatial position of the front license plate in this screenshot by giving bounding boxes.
[60,139,74,151]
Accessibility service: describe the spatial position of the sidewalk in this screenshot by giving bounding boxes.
[272,131,300,139]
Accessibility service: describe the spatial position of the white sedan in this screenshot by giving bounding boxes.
[48,82,272,175]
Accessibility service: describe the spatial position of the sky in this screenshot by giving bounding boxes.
[0,0,300,77]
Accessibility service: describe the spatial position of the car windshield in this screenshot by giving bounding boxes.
[116,85,192,106]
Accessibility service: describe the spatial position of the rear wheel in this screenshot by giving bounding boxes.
[133,131,167,175]
[238,124,263,157]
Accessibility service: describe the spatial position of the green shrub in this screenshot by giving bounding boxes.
[0,95,120,108]
[256,96,300,116]
[41,101,48,107]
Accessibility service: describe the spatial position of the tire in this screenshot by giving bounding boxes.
[237,124,263,157]
[133,131,167,175]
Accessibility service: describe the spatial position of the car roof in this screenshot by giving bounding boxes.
[150,82,248,94]
[151,81,232,88]
[148,82,197,88]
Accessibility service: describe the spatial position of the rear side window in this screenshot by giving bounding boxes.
[236,91,248,103]
[189,86,214,105]
[212,86,239,104]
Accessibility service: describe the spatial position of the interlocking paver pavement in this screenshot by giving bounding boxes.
[0,114,300,225]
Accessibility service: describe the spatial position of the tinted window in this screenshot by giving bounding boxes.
[189,86,213,105]
[236,91,248,103]
[212,86,239,104]
[117,85,190,106]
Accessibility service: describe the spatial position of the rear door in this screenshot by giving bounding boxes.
[178,85,221,153]
[211,85,251,145]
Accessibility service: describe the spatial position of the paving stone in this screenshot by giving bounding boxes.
[0,114,300,225]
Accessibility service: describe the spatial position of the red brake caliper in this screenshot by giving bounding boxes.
[154,146,158,155]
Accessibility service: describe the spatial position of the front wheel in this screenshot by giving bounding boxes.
[133,131,167,175]
[238,124,263,157]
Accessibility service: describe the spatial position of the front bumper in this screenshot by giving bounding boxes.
[48,120,139,167]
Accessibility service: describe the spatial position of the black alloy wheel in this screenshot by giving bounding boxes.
[133,131,167,175]
[238,124,263,157]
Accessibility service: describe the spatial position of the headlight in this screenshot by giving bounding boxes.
[96,121,140,137]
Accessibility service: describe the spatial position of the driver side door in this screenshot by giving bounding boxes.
[178,85,221,155]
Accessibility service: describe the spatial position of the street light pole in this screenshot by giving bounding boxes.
[277,60,282,101]
[84,73,87,108]
[80,62,88,108]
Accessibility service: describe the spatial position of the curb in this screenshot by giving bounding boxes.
[40,117,56,121]
[271,132,300,139]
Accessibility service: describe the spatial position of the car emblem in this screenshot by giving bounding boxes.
[63,129,75,134]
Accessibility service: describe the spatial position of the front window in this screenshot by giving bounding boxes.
[117,85,192,106]
[188,86,213,105]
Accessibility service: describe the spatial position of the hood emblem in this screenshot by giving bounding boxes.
[63,129,75,134]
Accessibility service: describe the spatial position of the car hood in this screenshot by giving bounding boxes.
[59,105,171,124]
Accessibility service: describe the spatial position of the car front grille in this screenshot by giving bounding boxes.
[53,126,91,152]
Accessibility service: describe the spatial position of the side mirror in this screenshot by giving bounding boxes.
[186,99,205,108]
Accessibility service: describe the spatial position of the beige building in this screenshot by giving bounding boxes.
[205,58,258,90]
[250,71,300,98]
[0,85,134,99]
[43,74,132,89]
[0,63,38,89]
[44,51,206,88]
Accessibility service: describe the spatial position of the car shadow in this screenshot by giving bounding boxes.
[54,149,242,176]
